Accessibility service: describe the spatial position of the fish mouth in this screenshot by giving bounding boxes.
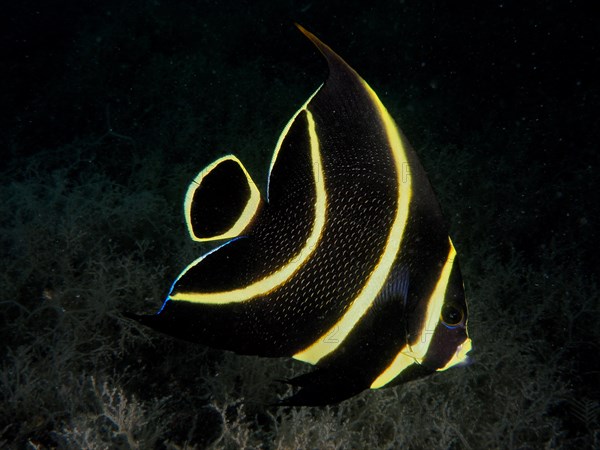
[455,338,474,367]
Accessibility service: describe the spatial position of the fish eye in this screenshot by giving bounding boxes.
[441,304,464,327]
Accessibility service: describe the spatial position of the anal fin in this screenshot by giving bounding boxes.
[276,367,367,406]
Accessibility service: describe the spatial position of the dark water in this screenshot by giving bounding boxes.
[1,1,598,448]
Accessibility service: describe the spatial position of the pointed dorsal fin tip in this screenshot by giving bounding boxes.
[294,24,356,78]
[295,23,334,57]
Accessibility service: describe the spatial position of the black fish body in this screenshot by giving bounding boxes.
[130,25,472,406]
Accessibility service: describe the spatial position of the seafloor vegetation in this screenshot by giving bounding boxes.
[1,1,598,448]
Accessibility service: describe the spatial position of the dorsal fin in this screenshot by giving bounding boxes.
[184,155,261,241]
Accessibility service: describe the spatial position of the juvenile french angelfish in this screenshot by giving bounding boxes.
[129,25,472,406]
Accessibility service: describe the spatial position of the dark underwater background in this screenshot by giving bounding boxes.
[1,1,598,448]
